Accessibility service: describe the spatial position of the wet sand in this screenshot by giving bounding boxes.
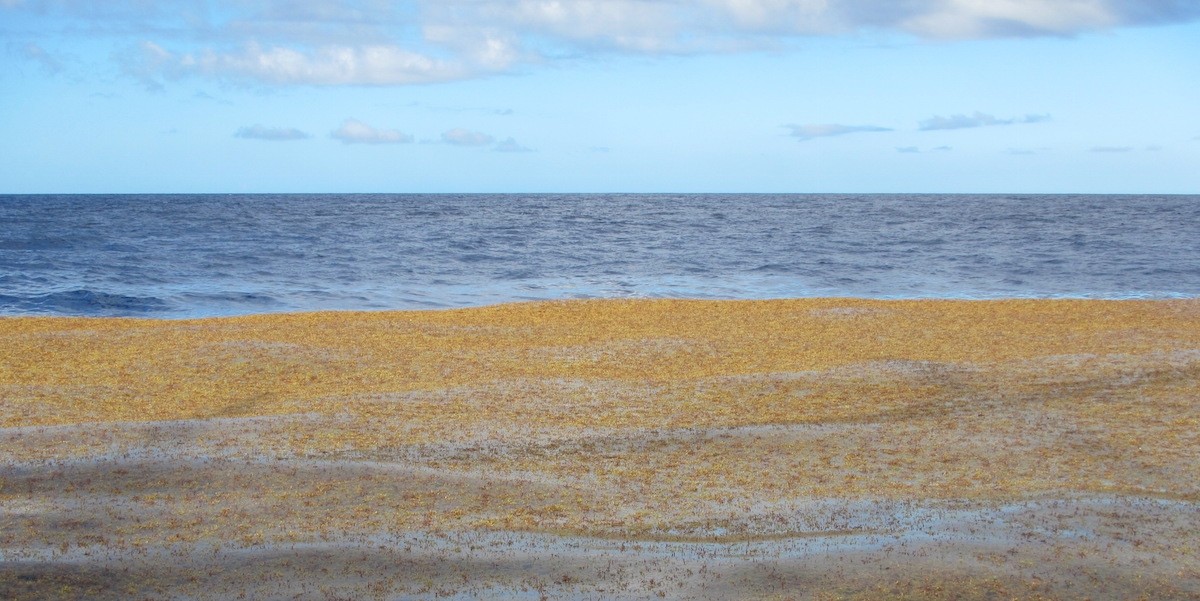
[2,299,1199,599]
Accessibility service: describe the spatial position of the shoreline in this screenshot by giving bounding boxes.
[4,294,1199,322]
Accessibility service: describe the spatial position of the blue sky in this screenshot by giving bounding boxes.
[1,0,1198,193]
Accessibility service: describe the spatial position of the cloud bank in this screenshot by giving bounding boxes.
[897,145,953,153]
[786,123,892,141]
[234,124,310,141]
[331,119,413,144]
[441,128,495,147]
[919,112,1050,131]
[8,0,1199,88]
[494,137,533,152]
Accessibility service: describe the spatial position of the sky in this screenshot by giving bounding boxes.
[1,0,1198,193]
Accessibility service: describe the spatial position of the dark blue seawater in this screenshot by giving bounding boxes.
[1,194,1197,318]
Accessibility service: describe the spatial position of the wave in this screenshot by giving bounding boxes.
[0,289,173,317]
[177,291,281,306]
[750,263,792,274]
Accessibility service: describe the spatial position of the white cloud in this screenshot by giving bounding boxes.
[1091,145,1132,153]
[116,41,178,91]
[429,0,692,53]
[494,137,533,152]
[330,118,413,144]
[705,0,856,35]
[121,41,471,87]
[421,25,523,70]
[786,123,892,141]
[253,0,391,24]
[186,43,468,86]
[709,0,1200,38]
[897,0,1118,38]
[18,42,63,73]
[234,124,310,141]
[16,0,1200,87]
[919,112,1049,130]
[441,128,495,146]
[427,0,1200,54]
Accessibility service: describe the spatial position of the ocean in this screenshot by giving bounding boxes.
[1,194,1197,318]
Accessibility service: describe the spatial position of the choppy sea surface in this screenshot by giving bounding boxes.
[1,194,1197,318]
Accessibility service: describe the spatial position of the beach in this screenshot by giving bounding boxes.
[2,298,1199,599]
